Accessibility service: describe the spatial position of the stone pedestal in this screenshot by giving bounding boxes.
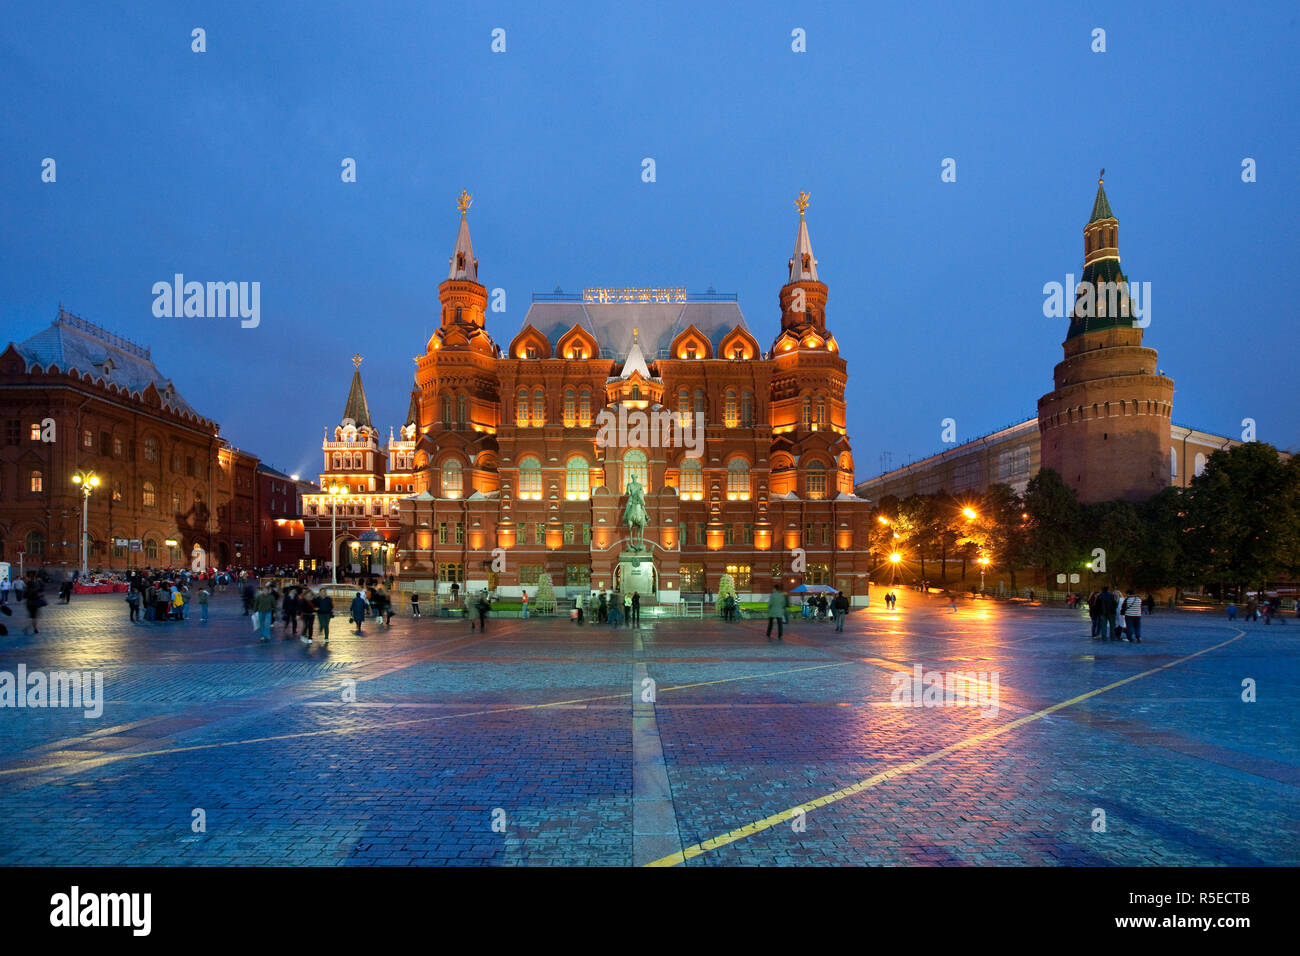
[617,550,657,602]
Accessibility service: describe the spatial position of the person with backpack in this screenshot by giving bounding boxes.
[126,586,141,623]
[832,591,850,632]
[1121,589,1143,642]
[766,584,789,641]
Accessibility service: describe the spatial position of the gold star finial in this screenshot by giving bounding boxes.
[1099,168,1105,184]
[457,189,473,214]
[352,353,363,369]
[795,191,810,217]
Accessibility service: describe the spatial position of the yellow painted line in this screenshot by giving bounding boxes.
[0,659,853,778]
[645,628,1247,866]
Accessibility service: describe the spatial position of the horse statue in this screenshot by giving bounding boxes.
[623,476,648,551]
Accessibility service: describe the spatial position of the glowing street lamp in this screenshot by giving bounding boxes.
[328,482,346,584]
[978,554,990,593]
[71,469,100,576]
[962,507,977,521]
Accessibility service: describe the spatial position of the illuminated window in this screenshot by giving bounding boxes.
[808,563,830,586]
[686,346,697,360]
[679,458,703,499]
[29,469,43,493]
[144,437,158,462]
[566,564,590,587]
[579,389,592,426]
[534,524,544,545]
[623,449,648,491]
[83,429,92,448]
[518,456,542,499]
[741,391,753,426]
[142,481,155,507]
[533,389,545,425]
[333,452,342,469]
[680,563,704,591]
[564,389,576,427]
[806,463,826,500]
[815,396,826,425]
[726,458,750,500]
[112,480,122,502]
[29,423,41,441]
[724,563,752,590]
[443,393,453,424]
[457,393,467,428]
[565,457,590,500]
[442,459,463,498]
[694,390,705,423]
[724,390,738,427]
[678,388,691,426]
[563,523,575,544]
[438,563,464,583]
[455,521,463,544]
[802,396,812,427]
[516,388,529,427]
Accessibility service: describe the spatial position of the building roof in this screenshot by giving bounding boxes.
[342,363,373,428]
[448,212,478,282]
[520,297,750,360]
[1089,180,1114,223]
[14,308,203,418]
[789,210,819,283]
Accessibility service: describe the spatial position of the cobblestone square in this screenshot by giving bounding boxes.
[0,590,1295,866]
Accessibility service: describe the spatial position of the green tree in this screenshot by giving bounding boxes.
[1132,486,1187,592]
[980,483,1028,592]
[534,573,556,614]
[1023,468,1084,586]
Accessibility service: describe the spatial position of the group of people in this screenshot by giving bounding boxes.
[573,590,642,627]
[125,578,205,623]
[245,583,336,643]
[0,572,46,634]
[1083,586,1145,642]
[1227,596,1291,624]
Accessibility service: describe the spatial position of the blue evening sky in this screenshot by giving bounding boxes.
[3,0,1297,481]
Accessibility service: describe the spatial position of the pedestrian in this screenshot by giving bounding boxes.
[1226,602,1237,621]
[0,576,9,606]
[126,586,141,623]
[1096,586,1119,640]
[373,588,390,626]
[631,591,641,627]
[598,591,608,624]
[13,576,25,605]
[451,581,460,608]
[410,591,421,618]
[300,591,316,643]
[283,588,299,635]
[1121,589,1143,642]
[171,585,185,621]
[624,592,633,627]
[521,589,529,620]
[350,592,368,634]
[474,592,490,632]
[242,581,255,616]
[198,587,210,623]
[254,586,276,641]
[24,575,46,634]
[832,590,850,631]
[316,592,333,644]
[766,584,788,641]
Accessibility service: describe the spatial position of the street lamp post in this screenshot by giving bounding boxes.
[978,555,990,595]
[328,483,345,584]
[71,469,100,577]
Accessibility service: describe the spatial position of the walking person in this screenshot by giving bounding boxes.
[1121,589,1143,642]
[198,587,210,623]
[254,586,276,642]
[631,591,641,627]
[473,592,490,632]
[315,592,333,644]
[13,575,25,607]
[608,593,623,627]
[126,586,141,623]
[24,575,46,634]
[832,590,850,632]
[0,576,9,606]
[283,588,299,636]
[624,592,633,628]
[598,592,608,624]
[766,584,788,641]
[521,589,529,620]
[1096,586,1119,640]
[1087,591,1101,637]
[410,590,421,618]
[350,591,368,635]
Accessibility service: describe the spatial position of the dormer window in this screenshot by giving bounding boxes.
[525,347,537,359]
[732,347,743,360]
[457,253,466,271]
[686,346,697,360]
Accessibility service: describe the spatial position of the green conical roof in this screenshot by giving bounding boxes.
[1089,180,1114,222]
[404,387,419,428]
[342,367,372,428]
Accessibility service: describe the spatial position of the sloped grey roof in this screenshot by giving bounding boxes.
[519,300,751,360]
[15,311,203,418]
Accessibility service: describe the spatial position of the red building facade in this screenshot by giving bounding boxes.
[396,191,874,603]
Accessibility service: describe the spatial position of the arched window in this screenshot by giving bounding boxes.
[726,458,750,500]
[516,388,529,427]
[533,389,545,425]
[145,538,158,560]
[518,456,542,499]
[29,469,43,493]
[1170,447,1178,477]
[815,395,826,425]
[442,459,463,498]
[806,462,827,500]
[678,387,691,426]
[442,393,453,425]
[457,393,467,427]
[631,384,641,401]
[333,452,342,469]
[741,391,753,426]
[579,389,592,427]
[142,481,156,508]
[143,437,159,462]
[802,396,812,427]
[623,449,648,492]
[564,389,576,427]
[694,389,705,423]
[566,456,590,500]
[25,530,44,557]
[1194,452,1207,477]
[172,488,182,513]
[724,390,738,427]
